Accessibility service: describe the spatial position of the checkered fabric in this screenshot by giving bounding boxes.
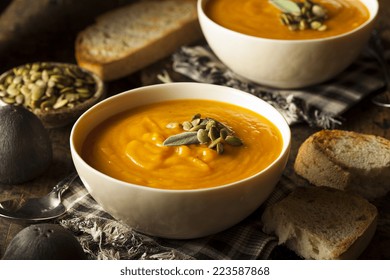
[170,44,384,128]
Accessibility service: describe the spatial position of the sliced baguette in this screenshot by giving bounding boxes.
[75,0,201,81]
[261,186,378,260]
[294,129,390,200]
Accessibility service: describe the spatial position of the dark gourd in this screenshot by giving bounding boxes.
[2,223,86,260]
[0,104,52,184]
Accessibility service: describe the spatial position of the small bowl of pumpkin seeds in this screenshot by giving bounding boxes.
[0,62,105,128]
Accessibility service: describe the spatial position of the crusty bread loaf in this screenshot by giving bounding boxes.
[75,0,201,81]
[294,129,390,200]
[261,186,378,260]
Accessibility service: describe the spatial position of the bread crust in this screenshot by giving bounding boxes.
[75,0,202,81]
[261,186,378,260]
[294,130,390,200]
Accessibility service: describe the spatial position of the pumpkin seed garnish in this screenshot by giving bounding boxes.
[163,113,243,155]
[0,62,96,113]
[270,0,328,32]
[182,121,193,131]
[225,135,244,146]
[197,129,209,144]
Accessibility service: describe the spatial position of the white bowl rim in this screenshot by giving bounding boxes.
[71,82,291,194]
[198,0,379,44]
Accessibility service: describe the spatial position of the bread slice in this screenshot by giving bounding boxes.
[75,0,201,81]
[261,186,378,260]
[294,130,390,200]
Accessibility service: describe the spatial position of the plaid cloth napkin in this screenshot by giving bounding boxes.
[158,44,385,128]
[57,171,300,260]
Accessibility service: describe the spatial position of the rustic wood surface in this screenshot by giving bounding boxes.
[0,0,389,259]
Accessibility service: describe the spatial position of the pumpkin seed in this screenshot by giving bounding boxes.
[15,95,24,105]
[76,88,90,94]
[40,96,56,110]
[197,129,209,144]
[41,70,49,82]
[79,91,93,99]
[12,76,22,85]
[220,128,229,139]
[31,86,45,101]
[0,62,97,112]
[208,126,219,141]
[299,20,307,30]
[191,118,201,126]
[272,0,328,32]
[206,119,216,130]
[280,13,290,25]
[52,97,68,109]
[182,121,193,131]
[31,63,40,71]
[191,113,201,120]
[312,4,326,17]
[65,93,80,102]
[225,136,243,146]
[7,87,19,97]
[60,87,74,94]
[20,85,29,95]
[2,97,15,104]
[317,24,327,31]
[208,137,222,149]
[45,87,55,97]
[310,21,322,30]
[216,143,224,155]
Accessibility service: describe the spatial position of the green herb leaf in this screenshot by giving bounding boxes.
[163,131,200,146]
[269,0,301,15]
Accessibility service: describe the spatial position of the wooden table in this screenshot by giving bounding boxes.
[0,0,389,259]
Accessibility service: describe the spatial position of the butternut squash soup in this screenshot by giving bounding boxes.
[81,100,283,190]
[205,0,370,40]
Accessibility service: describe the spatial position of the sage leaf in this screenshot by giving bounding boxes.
[269,0,301,15]
[163,131,200,146]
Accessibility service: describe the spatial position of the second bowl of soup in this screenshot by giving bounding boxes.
[198,0,378,89]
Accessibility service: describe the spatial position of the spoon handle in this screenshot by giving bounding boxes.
[51,172,79,197]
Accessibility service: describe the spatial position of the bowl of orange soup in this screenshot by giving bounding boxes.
[70,83,291,239]
[198,0,378,89]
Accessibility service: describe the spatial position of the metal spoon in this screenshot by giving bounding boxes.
[369,30,390,108]
[0,172,78,222]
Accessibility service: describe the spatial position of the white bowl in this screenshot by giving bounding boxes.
[198,0,378,89]
[70,83,291,239]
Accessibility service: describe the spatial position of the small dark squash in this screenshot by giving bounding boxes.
[2,223,86,260]
[0,104,52,184]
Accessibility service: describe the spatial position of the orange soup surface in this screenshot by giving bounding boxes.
[81,100,283,190]
[205,0,370,40]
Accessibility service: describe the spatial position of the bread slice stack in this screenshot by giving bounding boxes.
[262,186,378,260]
[75,0,201,81]
[261,129,389,259]
[294,130,390,200]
